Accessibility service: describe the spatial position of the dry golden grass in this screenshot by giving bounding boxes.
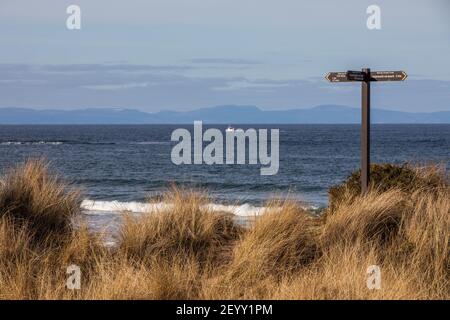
[117,187,243,267]
[203,201,322,299]
[0,160,448,300]
[0,159,80,244]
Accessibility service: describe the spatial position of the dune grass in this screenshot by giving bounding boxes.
[0,159,448,299]
[0,159,80,244]
[118,187,243,267]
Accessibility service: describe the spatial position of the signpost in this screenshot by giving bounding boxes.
[325,68,407,194]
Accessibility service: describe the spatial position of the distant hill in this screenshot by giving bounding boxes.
[0,105,449,124]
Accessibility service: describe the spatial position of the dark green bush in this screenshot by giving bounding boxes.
[328,163,447,211]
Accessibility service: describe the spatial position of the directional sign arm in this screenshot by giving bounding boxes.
[326,70,407,82]
[370,71,407,81]
[325,72,353,82]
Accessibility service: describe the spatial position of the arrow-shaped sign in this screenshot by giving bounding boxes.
[325,72,349,82]
[370,71,407,81]
[325,70,407,82]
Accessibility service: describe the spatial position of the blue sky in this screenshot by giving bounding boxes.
[0,0,449,112]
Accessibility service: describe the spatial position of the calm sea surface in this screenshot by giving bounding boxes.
[0,124,448,222]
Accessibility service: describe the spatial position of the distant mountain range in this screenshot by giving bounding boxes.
[0,105,449,124]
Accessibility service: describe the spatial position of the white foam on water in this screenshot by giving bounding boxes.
[0,141,63,145]
[131,141,170,145]
[81,199,270,217]
[204,203,268,216]
[81,199,171,215]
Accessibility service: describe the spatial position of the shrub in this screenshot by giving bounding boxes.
[0,159,81,244]
[216,201,322,298]
[321,189,407,248]
[117,187,243,266]
[328,163,447,211]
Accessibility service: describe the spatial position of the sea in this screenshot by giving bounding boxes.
[0,124,448,230]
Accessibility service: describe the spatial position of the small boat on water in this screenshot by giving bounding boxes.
[226,126,235,132]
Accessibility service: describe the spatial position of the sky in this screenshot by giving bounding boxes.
[0,0,449,112]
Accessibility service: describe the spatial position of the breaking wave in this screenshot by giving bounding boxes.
[81,199,270,217]
[0,140,169,146]
[0,141,64,145]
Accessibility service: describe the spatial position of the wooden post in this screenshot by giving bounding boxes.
[325,68,407,194]
[361,68,371,194]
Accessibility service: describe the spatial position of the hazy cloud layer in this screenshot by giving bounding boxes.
[188,59,262,65]
[0,64,448,112]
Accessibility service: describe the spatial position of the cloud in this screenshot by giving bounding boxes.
[0,64,448,113]
[39,64,193,73]
[188,58,262,65]
[212,79,292,92]
[83,82,150,90]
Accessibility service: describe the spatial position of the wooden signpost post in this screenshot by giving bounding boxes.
[325,68,407,194]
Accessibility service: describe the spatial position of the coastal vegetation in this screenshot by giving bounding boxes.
[0,160,448,299]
